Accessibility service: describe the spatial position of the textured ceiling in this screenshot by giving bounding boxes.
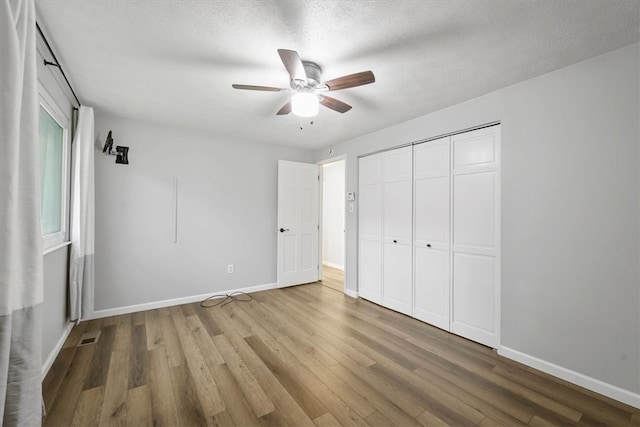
[36,0,639,150]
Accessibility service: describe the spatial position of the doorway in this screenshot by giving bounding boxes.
[320,158,345,292]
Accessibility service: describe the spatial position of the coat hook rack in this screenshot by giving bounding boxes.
[102,130,129,165]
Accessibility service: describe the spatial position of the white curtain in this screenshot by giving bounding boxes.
[0,0,44,425]
[69,106,95,321]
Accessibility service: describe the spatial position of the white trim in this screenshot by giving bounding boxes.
[43,240,71,256]
[317,153,347,166]
[322,261,344,270]
[38,82,70,123]
[39,82,71,253]
[344,288,359,299]
[42,321,74,379]
[499,346,640,409]
[318,164,324,284]
[89,282,277,319]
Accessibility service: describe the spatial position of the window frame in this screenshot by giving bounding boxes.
[39,83,71,252]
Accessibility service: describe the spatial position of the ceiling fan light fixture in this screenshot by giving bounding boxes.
[291,92,319,117]
[232,49,374,116]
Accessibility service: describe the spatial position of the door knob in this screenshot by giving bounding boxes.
[426,244,431,248]
[279,228,289,233]
[393,239,397,243]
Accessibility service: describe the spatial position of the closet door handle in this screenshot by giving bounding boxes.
[393,240,397,243]
[426,244,431,248]
[279,228,289,233]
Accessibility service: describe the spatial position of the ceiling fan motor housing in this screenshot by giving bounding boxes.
[291,61,322,89]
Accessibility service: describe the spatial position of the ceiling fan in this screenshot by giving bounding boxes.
[232,49,375,117]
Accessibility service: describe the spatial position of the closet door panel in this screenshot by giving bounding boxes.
[359,154,382,185]
[414,246,449,329]
[359,240,382,303]
[358,153,383,304]
[453,127,498,172]
[413,138,450,330]
[451,252,498,346]
[451,125,500,349]
[453,171,497,255]
[381,146,412,316]
[359,184,382,241]
[414,176,449,246]
[383,242,412,315]
[383,146,412,182]
[383,180,412,242]
[414,139,449,179]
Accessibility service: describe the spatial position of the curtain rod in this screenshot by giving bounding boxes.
[36,21,81,107]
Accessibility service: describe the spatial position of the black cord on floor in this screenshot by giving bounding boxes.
[200,291,253,308]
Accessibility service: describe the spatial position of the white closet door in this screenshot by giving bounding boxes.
[451,126,500,348]
[358,153,383,304]
[382,146,412,315]
[413,137,450,330]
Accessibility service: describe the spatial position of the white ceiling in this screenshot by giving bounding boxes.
[36,0,639,150]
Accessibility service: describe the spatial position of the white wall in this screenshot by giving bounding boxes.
[500,43,639,399]
[322,160,345,269]
[93,113,314,312]
[315,44,639,402]
[42,247,69,367]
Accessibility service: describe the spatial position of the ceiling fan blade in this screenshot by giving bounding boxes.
[276,102,292,115]
[232,84,282,92]
[277,49,307,82]
[320,96,352,113]
[323,71,375,91]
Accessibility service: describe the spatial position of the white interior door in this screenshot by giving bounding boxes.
[277,160,319,288]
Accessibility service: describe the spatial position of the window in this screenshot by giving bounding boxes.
[39,89,70,251]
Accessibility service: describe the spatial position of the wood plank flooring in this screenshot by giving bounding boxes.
[320,265,344,293]
[43,283,639,426]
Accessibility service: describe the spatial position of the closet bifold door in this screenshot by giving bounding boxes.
[451,125,500,348]
[413,137,451,331]
[382,146,413,316]
[358,153,383,305]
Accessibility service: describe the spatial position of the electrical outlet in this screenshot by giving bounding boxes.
[227,264,234,274]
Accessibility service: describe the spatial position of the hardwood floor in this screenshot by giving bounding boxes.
[43,283,639,426]
[320,265,344,293]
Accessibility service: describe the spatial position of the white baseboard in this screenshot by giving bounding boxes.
[322,262,344,270]
[42,321,74,379]
[499,346,640,409]
[344,288,359,299]
[90,282,277,320]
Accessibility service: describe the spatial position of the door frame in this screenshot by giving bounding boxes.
[317,154,347,291]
